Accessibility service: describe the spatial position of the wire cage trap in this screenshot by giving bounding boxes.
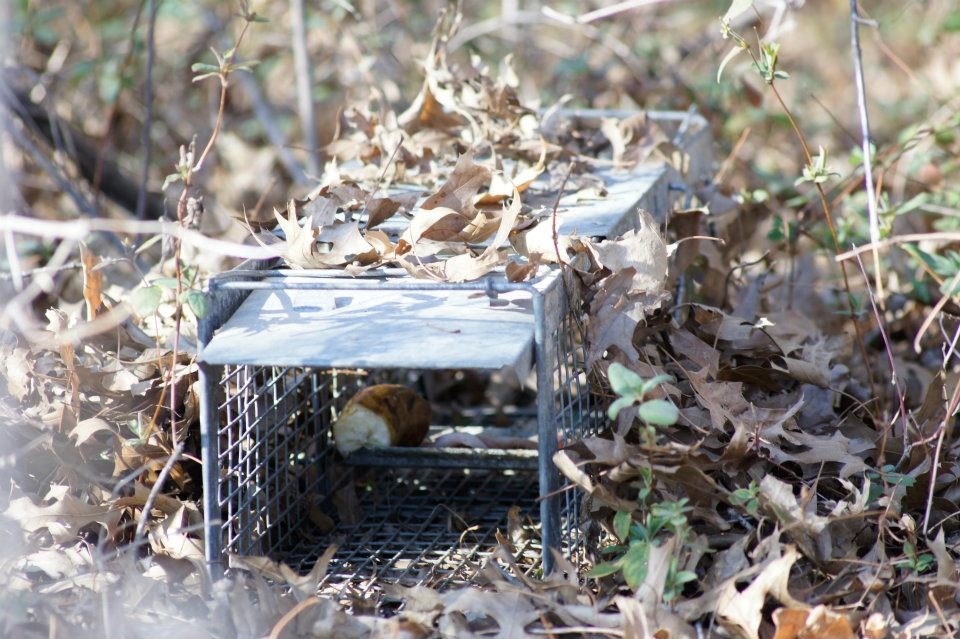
[197,109,713,593]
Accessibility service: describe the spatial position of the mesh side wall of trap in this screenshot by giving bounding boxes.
[217,365,385,557]
[218,365,331,557]
[553,308,605,562]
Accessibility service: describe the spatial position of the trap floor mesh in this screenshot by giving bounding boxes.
[276,467,543,596]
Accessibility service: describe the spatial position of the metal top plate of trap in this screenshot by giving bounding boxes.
[199,270,562,373]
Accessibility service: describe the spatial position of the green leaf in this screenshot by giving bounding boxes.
[613,511,632,542]
[151,277,180,289]
[585,561,622,579]
[184,289,210,318]
[637,399,680,426]
[232,60,260,73]
[639,374,675,397]
[607,362,644,395]
[621,543,650,590]
[129,285,163,316]
[190,62,220,74]
[161,173,182,191]
[607,396,635,421]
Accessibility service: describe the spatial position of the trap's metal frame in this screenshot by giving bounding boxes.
[198,267,599,584]
[197,109,713,588]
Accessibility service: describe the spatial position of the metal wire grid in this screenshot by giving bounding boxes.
[217,365,397,559]
[213,358,569,587]
[218,365,333,557]
[279,467,542,597]
[552,306,606,564]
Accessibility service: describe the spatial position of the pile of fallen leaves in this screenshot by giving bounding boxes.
[251,9,672,285]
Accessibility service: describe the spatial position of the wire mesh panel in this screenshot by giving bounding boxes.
[218,365,323,558]
[552,298,606,562]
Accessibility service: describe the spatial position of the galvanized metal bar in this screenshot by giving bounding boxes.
[198,279,225,580]
[343,446,539,471]
[212,274,556,295]
[533,289,561,574]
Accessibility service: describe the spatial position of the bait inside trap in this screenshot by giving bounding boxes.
[197,110,712,592]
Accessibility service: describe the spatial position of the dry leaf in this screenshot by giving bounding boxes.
[407,206,470,243]
[591,209,668,294]
[421,149,491,213]
[505,257,540,282]
[5,492,122,543]
[773,606,856,639]
[314,222,374,267]
[714,545,804,639]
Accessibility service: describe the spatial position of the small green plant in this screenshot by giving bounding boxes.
[129,268,209,320]
[865,464,916,505]
[795,145,840,186]
[729,480,760,517]
[587,497,698,600]
[897,540,936,574]
[606,363,679,445]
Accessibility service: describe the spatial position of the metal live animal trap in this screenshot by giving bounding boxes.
[197,110,712,593]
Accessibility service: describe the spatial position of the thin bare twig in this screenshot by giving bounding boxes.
[133,442,186,544]
[449,10,647,85]
[849,0,883,299]
[91,0,146,217]
[852,248,909,468]
[235,71,309,185]
[730,30,879,405]
[543,0,674,24]
[551,163,575,267]
[836,232,960,261]
[0,214,276,259]
[198,8,309,185]
[135,0,159,220]
[2,115,101,220]
[290,0,320,175]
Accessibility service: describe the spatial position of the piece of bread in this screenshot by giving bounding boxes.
[332,384,431,455]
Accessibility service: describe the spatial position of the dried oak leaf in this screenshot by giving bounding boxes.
[400,83,468,133]
[678,543,805,639]
[400,187,521,282]
[5,491,122,543]
[272,200,319,267]
[759,475,831,561]
[365,191,419,229]
[408,206,471,243]
[80,243,103,321]
[586,269,667,367]
[421,149,491,213]
[591,209,668,294]
[439,587,539,639]
[772,605,856,639]
[315,222,375,267]
[476,148,546,205]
